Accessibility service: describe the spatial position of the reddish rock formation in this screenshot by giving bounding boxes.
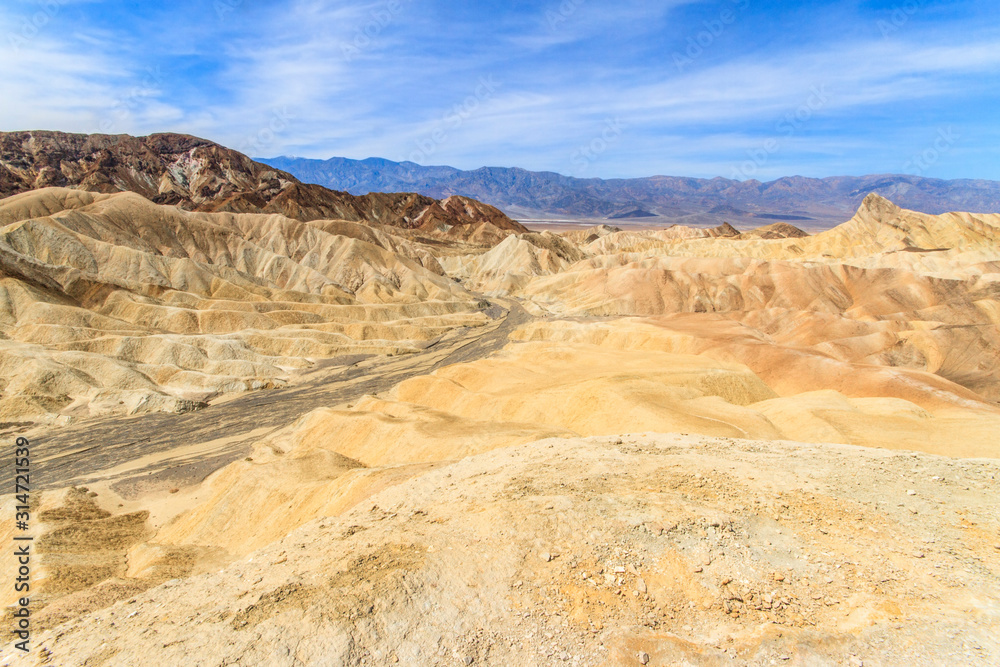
[0,131,527,232]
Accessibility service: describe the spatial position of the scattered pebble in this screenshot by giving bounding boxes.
[638,651,650,664]
[907,490,917,496]
[539,552,553,562]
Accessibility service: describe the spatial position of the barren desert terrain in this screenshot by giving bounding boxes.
[1,178,998,665]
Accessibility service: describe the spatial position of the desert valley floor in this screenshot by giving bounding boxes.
[1,184,998,666]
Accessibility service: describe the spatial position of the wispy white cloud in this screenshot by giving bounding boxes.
[2,0,998,180]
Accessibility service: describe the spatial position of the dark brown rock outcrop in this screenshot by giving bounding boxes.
[0,131,527,233]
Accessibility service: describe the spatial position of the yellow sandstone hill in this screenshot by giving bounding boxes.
[0,188,488,424]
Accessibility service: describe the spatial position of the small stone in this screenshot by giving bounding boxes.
[464,658,474,666]
[539,552,553,562]
[720,577,732,586]
[636,578,647,594]
[849,656,864,667]
[638,651,650,665]
[914,552,925,559]
[614,566,626,574]
[169,488,179,494]
[693,566,703,573]
[773,573,785,582]
[907,490,917,496]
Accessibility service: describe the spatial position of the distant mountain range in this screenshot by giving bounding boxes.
[260,156,1000,230]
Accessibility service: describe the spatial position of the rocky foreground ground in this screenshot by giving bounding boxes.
[7,433,998,666]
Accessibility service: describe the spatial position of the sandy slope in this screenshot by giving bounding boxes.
[449,196,1000,406]
[8,433,999,666]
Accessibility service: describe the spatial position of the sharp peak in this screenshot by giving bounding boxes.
[858,192,902,214]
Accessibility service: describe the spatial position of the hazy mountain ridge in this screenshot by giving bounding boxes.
[261,155,1000,228]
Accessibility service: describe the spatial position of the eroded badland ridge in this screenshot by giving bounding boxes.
[0,134,998,666]
[0,131,526,233]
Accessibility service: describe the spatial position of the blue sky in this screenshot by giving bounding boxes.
[2,0,999,180]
